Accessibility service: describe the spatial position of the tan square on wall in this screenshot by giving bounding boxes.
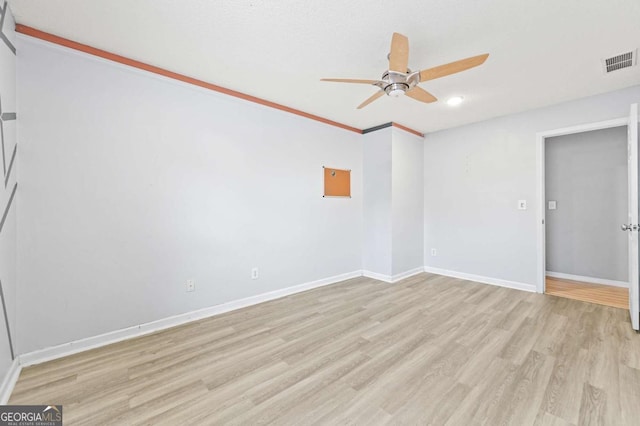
[323,167,350,197]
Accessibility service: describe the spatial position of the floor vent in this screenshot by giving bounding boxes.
[603,50,636,73]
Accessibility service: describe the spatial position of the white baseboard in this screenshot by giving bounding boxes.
[392,267,425,282]
[18,270,363,368]
[363,267,424,284]
[362,270,393,283]
[546,271,628,288]
[0,358,21,404]
[423,266,537,293]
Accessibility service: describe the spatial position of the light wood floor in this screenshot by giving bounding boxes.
[10,273,640,425]
[546,276,629,309]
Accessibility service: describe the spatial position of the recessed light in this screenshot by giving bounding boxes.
[447,96,464,106]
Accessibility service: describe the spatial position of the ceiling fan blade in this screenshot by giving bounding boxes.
[405,86,438,104]
[320,78,378,84]
[419,53,489,82]
[388,32,409,72]
[357,91,385,109]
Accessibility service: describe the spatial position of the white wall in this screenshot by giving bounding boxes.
[424,85,640,287]
[362,127,424,279]
[362,128,392,276]
[391,128,423,276]
[16,36,363,354]
[546,126,628,282]
[0,4,16,382]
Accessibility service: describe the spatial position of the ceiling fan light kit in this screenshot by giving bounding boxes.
[321,32,488,109]
[385,83,408,97]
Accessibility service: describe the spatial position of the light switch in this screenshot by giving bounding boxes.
[548,201,557,210]
[518,200,527,210]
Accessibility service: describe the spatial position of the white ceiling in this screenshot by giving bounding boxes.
[8,0,640,133]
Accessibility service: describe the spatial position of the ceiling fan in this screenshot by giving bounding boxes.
[321,33,489,109]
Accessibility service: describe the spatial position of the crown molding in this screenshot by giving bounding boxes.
[15,24,362,134]
[392,122,424,137]
[15,25,425,139]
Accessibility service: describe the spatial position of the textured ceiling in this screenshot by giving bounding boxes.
[8,0,640,133]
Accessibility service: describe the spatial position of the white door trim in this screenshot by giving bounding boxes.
[536,117,629,293]
[628,104,639,331]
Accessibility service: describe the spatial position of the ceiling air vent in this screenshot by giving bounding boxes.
[603,50,636,73]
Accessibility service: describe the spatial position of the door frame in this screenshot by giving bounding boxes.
[535,116,629,293]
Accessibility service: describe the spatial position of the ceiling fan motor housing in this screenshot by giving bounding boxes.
[376,70,421,96]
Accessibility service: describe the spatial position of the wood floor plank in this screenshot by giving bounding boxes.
[534,411,577,426]
[619,364,640,426]
[546,277,629,309]
[577,382,607,426]
[9,273,640,425]
[490,350,555,425]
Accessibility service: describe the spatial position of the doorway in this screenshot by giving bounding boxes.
[536,117,629,303]
[543,126,628,308]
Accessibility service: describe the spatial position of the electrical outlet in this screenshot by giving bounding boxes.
[186,280,195,292]
[431,248,437,256]
[251,268,259,280]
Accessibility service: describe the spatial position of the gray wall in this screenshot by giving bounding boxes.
[424,85,640,286]
[545,126,628,282]
[391,129,424,275]
[362,128,392,276]
[0,4,16,383]
[362,127,424,278]
[16,36,363,355]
